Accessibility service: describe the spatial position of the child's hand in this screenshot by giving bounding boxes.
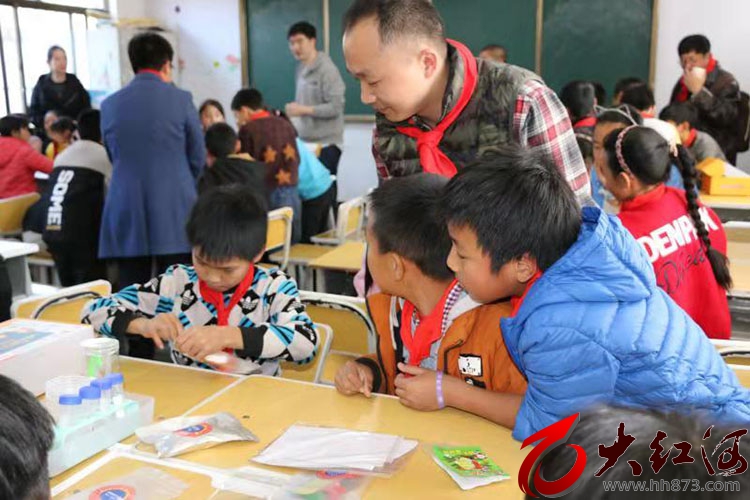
[128,314,183,349]
[394,363,442,411]
[175,325,241,361]
[334,360,374,397]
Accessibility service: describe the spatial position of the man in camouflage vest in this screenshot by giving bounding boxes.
[343,0,591,205]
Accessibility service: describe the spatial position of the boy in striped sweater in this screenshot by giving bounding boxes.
[82,185,318,375]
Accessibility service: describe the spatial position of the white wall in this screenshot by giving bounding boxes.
[654,0,750,169]
[142,0,243,128]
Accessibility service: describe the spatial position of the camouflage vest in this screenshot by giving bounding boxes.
[374,45,542,178]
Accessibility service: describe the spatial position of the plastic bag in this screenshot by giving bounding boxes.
[66,467,188,499]
[272,471,371,499]
[135,412,258,458]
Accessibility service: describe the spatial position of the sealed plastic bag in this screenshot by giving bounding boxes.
[135,412,258,458]
[66,467,188,499]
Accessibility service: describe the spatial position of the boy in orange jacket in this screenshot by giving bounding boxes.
[335,174,526,419]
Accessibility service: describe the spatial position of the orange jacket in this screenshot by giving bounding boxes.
[358,290,527,396]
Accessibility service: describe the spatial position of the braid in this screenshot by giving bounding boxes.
[676,145,732,291]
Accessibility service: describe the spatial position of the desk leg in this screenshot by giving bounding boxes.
[7,256,32,299]
[316,269,326,293]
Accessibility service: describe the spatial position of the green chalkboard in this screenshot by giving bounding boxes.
[432,0,537,72]
[246,0,324,111]
[541,0,653,102]
[328,0,374,116]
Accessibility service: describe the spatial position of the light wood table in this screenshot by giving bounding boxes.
[0,239,39,298]
[308,241,365,274]
[172,376,527,499]
[53,456,217,498]
[728,239,750,298]
[702,193,750,222]
[308,241,366,293]
[50,358,240,488]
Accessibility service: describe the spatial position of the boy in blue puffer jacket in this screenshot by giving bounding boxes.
[442,147,750,442]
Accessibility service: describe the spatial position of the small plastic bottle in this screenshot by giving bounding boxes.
[79,385,101,415]
[107,373,125,406]
[91,378,112,409]
[57,395,82,427]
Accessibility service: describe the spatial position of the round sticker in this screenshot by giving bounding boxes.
[175,422,213,437]
[89,485,136,500]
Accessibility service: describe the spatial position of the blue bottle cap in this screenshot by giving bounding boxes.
[79,386,101,400]
[59,394,82,405]
[91,378,112,390]
[106,373,124,385]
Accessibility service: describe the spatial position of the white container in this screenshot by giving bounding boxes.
[45,375,93,419]
[57,395,82,427]
[91,377,112,410]
[107,373,125,406]
[81,337,120,378]
[0,320,93,396]
[48,393,155,477]
[79,385,101,414]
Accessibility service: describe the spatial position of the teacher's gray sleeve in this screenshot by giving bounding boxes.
[311,65,346,119]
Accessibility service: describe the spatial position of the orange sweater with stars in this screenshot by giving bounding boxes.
[238,114,299,190]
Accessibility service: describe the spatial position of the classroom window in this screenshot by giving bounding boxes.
[0,1,106,116]
[39,0,107,8]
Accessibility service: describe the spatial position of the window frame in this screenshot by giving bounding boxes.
[0,0,110,115]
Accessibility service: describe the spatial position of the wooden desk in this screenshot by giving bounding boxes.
[308,241,365,274]
[0,239,39,298]
[50,358,240,487]
[732,366,750,388]
[728,239,750,298]
[54,456,216,499]
[175,376,528,499]
[702,194,750,222]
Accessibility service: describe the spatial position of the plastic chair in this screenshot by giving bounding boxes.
[299,291,376,384]
[311,196,366,246]
[264,207,293,270]
[0,193,41,238]
[11,279,111,323]
[279,323,333,384]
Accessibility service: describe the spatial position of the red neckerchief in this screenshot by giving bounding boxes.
[249,110,272,121]
[510,271,543,317]
[396,40,478,178]
[573,116,597,129]
[675,56,718,102]
[199,266,255,353]
[641,111,655,119]
[684,128,698,148]
[400,279,458,367]
[620,184,667,212]
[138,69,165,81]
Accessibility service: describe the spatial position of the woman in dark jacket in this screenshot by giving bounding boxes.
[29,46,90,130]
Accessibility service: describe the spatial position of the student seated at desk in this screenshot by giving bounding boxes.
[335,174,526,417]
[0,374,54,500]
[442,147,750,442]
[0,114,53,198]
[199,122,269,201]
[82,185,319,375]
[660,102,727,163]
[598,125,732,339]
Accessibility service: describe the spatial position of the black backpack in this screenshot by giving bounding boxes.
[736,90,750,153]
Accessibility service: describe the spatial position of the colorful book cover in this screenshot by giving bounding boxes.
[432,446,509,478]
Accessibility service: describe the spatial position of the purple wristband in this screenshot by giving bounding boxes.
[436,371,445,409]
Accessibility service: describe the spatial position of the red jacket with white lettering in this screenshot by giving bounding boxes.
[617,185,730,339]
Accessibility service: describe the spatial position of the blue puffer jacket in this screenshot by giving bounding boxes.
[502,207,750,442]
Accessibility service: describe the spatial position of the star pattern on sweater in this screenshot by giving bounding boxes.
[282,143,297,162]
[263,146,277,164]
[275,169,293,186]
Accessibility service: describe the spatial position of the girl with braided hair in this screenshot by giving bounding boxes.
[596,125,732,339]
